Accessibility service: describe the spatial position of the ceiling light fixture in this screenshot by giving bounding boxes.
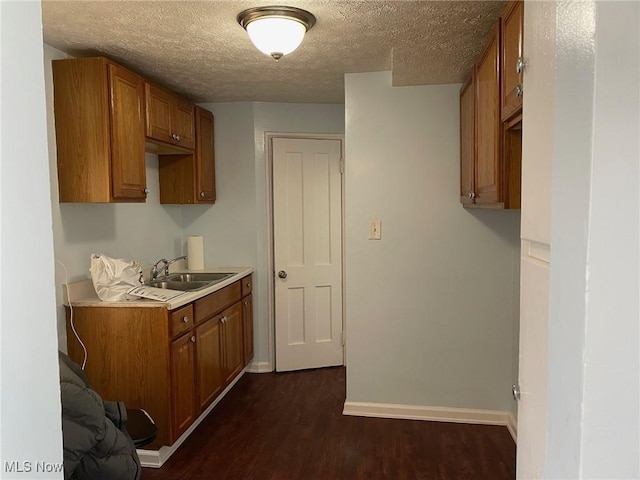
[237,6,316,61]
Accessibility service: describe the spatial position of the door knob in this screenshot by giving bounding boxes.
[512,384,521,401]
[278,270,287,279]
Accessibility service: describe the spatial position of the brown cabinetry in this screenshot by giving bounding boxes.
[241,274,254,365]
[170,331,197,440]
[221,303,244,384]
[52,56,214,205]
[52,57,147,202]
[158,106,216,204]
[475,24,502,205]
[501,0,524,122]
[65,274,252,448]
[459,73,475,205]
[459,1,522,210]
[145,83,195,150]
[195,107,216,203]
[196,316,224,411]
[243,295,254,365]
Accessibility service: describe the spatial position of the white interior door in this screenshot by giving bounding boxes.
[272,137,343,372]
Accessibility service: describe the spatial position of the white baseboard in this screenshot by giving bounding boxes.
[506,412,518,443]
[247,361,272,373]
[138,366,248,468]
[343,401,517,438]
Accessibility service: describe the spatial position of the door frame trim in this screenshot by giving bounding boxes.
[264,132,346,371]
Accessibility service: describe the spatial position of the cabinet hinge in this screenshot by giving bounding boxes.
[341,331,346,346]
[340,158,345,175]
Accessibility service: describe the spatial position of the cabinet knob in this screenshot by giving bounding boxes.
[221,316,227,324]
[190,335,196,343]
[516,57,527,74]
[200,192,205,198]
[171,133,177,141]
[144,188,150,194]
[515,84,523,97]
[246,282,251,288]
[175,134,181,142]
[278,270,287,279]
[468,191,476,200]
[182,316,189,323]
[244,301,248,306]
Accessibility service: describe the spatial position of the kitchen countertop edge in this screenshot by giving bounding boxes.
[66,266,254,310]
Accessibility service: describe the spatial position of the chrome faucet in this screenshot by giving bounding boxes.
[151,255,187,280]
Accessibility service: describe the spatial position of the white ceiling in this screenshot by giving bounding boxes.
[41,0,505,104]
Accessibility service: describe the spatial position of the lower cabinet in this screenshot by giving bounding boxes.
[170,332,197,440]
[195,315,224,412]
[66,274,254,449]
[243,294,254,365]
[221,302,244,384]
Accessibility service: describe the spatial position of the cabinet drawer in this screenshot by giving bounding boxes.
[241,274,253,297]
[194,282,241,324]
[170,304,194,339]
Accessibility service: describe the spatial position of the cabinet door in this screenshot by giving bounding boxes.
[52,57,112,202]
[460,74,475,205]
[170,332,196,441]
[475,23,502,205]
[243,295,254,366]
[196,316,224,411]
[108,64,146,200]
[501,0,524,121]
[222,303,244,385]
[145,83,173,145]
[172,98,196,150]
[195,107,216,203]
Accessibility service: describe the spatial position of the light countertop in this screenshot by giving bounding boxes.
[65,266,254,310]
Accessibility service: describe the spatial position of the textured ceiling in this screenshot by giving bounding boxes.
[41,0,505,104]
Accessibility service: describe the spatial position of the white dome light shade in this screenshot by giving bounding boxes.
[237,6,316,60]
[246,17,306,58]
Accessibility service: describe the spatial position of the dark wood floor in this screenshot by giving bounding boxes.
[142,367,515,480]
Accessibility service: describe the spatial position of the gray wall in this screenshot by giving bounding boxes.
[344,72,521,412]
[1,2,64,476]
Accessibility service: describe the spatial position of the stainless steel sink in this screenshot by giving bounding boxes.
[165,272,234,283]
[145,272,235,292]
[145,280,211,291]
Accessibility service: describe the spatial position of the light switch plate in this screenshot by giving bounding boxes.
[369,220,381,240]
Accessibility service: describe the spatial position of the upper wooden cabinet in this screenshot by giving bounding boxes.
[145,83,195,150]
[158,106,216,204]
[195,107,216,203]
[459,1,523,210]
[459,73,475,205]
[501,0,524,121]
[475,23,502,206]
[52,57,147,202]
[52,56,216,205]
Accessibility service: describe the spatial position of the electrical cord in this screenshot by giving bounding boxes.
[56,259,87,370]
